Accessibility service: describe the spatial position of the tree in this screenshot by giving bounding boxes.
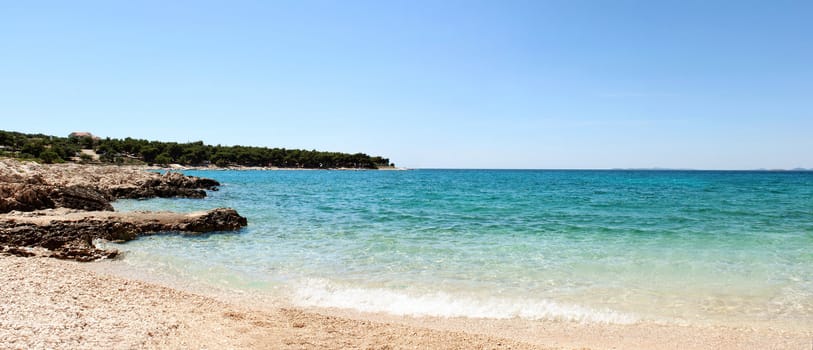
[79,136,95,149]
[154,153,172,165]
[0,129,393,169]
[140,145,160,164]
[96,143,117,162]
[21,141,45,157]
[183,143,210,165]
[166,143,184,161]
[39,149,61,164]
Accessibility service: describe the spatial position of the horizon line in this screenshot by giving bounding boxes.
[411,167,813,172]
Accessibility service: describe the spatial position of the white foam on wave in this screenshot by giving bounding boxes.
[291,279,638,324]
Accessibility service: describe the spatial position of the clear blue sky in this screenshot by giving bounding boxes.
[1,1,811,169]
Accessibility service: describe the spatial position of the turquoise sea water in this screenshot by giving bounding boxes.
[107,170,813,328]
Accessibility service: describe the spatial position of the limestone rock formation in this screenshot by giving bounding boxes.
[0,159,221,214]
[0,208,248,261]
[110,172,220,199]
[0,158,247,261]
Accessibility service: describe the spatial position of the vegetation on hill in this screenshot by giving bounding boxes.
[0,130,393,169]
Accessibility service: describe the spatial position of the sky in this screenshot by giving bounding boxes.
[1,1,811,169]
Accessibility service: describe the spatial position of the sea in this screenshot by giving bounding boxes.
[97,169,813,330]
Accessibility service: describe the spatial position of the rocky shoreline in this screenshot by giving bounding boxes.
[0,158,247,261]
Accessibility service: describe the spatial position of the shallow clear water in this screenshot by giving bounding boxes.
[107,170,813,328]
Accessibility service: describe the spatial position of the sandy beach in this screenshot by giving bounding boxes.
[1,253,809,350]
[0,254,535,350]
[2,160,811,349]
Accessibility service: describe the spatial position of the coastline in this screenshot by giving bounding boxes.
[148,164,409,171]
[2,254,809,350]
[3,159,812,349]
[0,254,535,350]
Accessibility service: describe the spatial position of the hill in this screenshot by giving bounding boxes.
[0,130,392,169]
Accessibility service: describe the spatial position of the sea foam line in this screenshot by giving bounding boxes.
[291,279,638,324]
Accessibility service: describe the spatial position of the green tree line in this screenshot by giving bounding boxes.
[0,130,393,168]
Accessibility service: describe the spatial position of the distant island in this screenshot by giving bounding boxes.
[0,130,393,169]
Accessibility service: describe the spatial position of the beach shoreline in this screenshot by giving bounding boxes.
[0,254,537,350]
[2,253,809,350]
[2,159,811,349]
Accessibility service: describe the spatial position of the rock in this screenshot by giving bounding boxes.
[110,186,206,199]
[25,174,46,185]
[0,159,222,213]
[0,184,56,213]
[1,246,36,257]
[0,207,248,261]
[109,172,219,199]
[55,185,114,212]
[0,159,241,261]
[0,183,112,214]
[183,208,248,232]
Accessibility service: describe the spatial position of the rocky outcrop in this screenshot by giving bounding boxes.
[0,183,55,212]
[0,159,221,214]
[0,158,248,261]
[0,183,113,213]
[0,208,248,262]
[110,172,220,199]
[56,185,115,211]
